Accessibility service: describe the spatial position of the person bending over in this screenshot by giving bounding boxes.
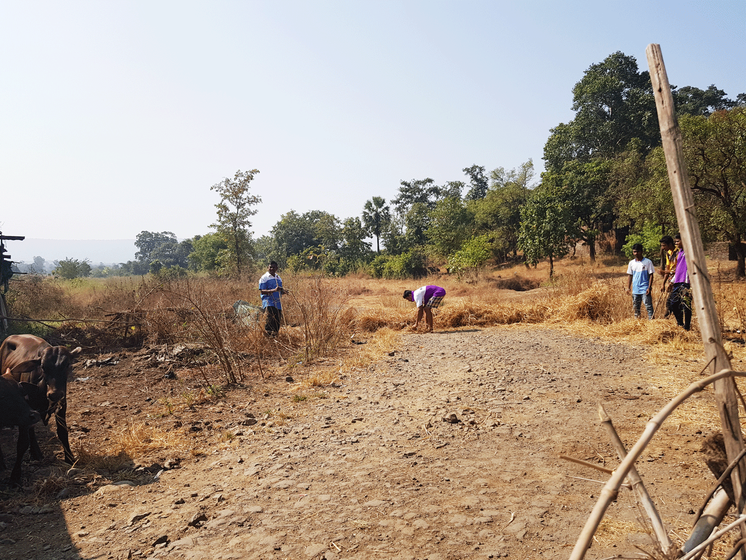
[403,285,446,333]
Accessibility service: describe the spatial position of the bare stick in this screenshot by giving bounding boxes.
[570,367,746,560]
[560,454,614,475]
[598,404,673,555]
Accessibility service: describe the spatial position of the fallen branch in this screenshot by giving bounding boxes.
[560,454,614,475]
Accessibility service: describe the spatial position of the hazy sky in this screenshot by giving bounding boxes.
[1,0,744,248]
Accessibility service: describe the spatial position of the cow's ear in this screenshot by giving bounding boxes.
[9,359,41,375]
[70,347,82,356]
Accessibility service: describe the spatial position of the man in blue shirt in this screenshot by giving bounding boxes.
[625,243,655,319]
[258,261,286,336]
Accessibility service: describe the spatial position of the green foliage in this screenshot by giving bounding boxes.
[681,107,746,275]
[340,217,371,263]
[265,210,341,268]
[210,169,262,274]
[518,186,572,278]
[361,197,391,253]
[447,234,493,279]
[427,197,474,258]
[393,178,439,215]
[673,85,739,117]
[53,258,92,279]
[368,250,427,279]
[463,164,488,200]
[470,160,535,261]
[621,222,663,261]
[610,143,677,236]
[544,158,613,262]
[135,231,177,263]
[188,233,229,272]
[133,231,191,273]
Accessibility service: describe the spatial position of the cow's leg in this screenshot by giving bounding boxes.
[28,427,43,461]
[56,401,74,464]
[0,441,6,470]
[10,426,31,485]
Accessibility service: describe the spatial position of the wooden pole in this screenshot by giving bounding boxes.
[646,42,745,544]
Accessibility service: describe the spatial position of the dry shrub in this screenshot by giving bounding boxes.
[439,300,549,328]
[5,275,70,321]
[77,422,194,467]
[555,281,628,324]
[143,276,256,383]
[31,472,69,499]
[355,313,396,332]
[282,275,356,362]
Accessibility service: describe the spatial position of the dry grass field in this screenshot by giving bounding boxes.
[3,256,746,559]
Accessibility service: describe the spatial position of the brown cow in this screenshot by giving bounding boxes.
[0,374,42,484]
[0,335,82,465]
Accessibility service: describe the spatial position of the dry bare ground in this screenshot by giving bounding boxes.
[0,321,723,560]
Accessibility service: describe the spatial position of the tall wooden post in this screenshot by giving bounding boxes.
[646,41,745,518]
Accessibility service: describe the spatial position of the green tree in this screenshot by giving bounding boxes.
[543,52,659,175]
[135,231,177,264]
[265,210,341,268]
[518,186,572,279]
[361,196,391,253]
[340,217,371,262]
[54,258,92,279]
[544,159,613,262]
[393,178,439,215]
[426,197,474,258]
[610,142,676,243]
[681,107,746,276]
[471,160,535,261]
[210,169,262,274]
[403,202,431,247]
[463,165,489,200]
[673,85,739,117]
[32,256,46,273]
[448,234,493,280]
[151,239,192,269]
[189,233,229,272]
[439,181,465,200]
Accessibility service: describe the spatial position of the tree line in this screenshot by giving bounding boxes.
[28,52,746,280]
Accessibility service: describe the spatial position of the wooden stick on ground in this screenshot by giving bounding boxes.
[598,404,673,555]
[559,454,614,475]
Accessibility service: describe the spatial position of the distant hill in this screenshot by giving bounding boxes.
[8,239,136,266]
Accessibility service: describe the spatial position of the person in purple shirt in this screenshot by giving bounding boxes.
[403,285,446,332]
[669,233,692,330]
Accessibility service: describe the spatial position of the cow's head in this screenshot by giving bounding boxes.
[39,345,82,405]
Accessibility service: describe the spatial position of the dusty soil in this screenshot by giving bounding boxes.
[0,325,718,559]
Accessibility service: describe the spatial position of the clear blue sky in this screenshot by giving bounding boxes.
[1,0,744,250]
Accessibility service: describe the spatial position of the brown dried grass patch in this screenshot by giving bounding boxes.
[76,422,194,468]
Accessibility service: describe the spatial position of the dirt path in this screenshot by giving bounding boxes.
[1,326,714,559]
